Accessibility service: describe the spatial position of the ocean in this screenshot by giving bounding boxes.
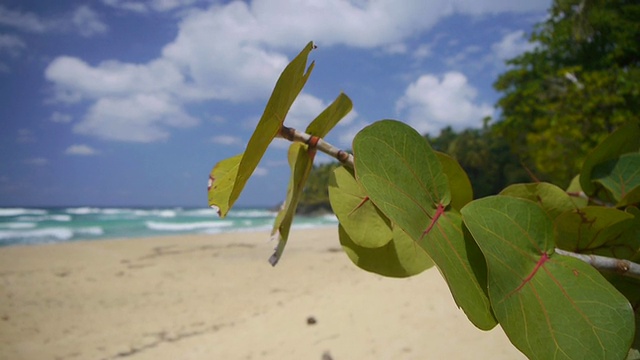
[0,207,339,247]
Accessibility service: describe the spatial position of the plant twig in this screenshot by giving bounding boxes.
[278,125,354,168]
[555,248,640,280]
[277,125,640,281]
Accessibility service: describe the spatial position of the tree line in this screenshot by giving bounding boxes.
[298,0,639,213]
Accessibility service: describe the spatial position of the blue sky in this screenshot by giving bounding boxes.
[0,0,551,208]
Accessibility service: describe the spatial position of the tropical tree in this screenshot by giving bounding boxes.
[494,0,640,186]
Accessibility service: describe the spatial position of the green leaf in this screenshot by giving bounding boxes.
[500,182,578,220]
[339,223,434,278]
[592,153,640,207]
[555,206,635,257]
[269,142,315,265]
[207,153,242,216]
[305,92,352,137]
[462,196,635,360]
[328,166,392,248]
[269,92,354,264]
[353,120,495,330]
[436,151,473,211]
[580,122,640,196]
[566,175,589,208]
[353,120,450,242]
[209,41,316,217]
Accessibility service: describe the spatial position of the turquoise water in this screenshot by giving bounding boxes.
[0,207,338,247]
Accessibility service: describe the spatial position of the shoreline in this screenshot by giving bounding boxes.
[0,228,524,359]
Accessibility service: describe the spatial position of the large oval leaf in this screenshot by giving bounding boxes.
[339,223,434,278]
[353,120,495,330]
[462,196,634,360]
[353,120,450,242]
[555,206,637,260]
[592,152,640,207]
[580,122,640,196]
[329,166,392,248]
[436,151,473,211]
[500,182,578,220]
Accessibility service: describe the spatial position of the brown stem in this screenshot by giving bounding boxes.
[555,248,640,280]
[278,125,354,168]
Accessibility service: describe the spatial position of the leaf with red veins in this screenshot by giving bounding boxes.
[421,202,446,239]
[349,196,370,216]
[508,252,550,297]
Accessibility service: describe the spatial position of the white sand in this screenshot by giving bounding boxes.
[0,228,525,359]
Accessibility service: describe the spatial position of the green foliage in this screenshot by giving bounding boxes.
[427,125,530,197]
[208,41,316,217]
[494,0,640,187]
[462,196,634,360]
[209,41,640,358]
[297,162,340,214]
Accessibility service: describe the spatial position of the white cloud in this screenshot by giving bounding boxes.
[0,34,26,56]
[72,6,108,38]
[50,111,73,123]
[253,167,268,176]
[45,57,187,102]
[413,43,432,60]
[65,144,99,156]
[16,128,36,143]
[0,5,108,37]
[211,135,242,146]
[0,5,49,33]
[396,72,493,135]
[102,0,199,13]
[44,0,547,143]
[492,29,535,62]
[285,93,328,129]
[75,94,199,142]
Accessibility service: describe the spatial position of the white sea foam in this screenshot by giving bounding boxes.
[145,221,232,231]
[0,227,74,241]
[182,208,219,217]
[228,209,276,218]
[0,222,37,229]
[76,227,104,236]
[65,207,101,215]
[0,208,47,217]
[16,214,72,222]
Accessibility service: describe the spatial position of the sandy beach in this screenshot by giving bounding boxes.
[0,227,525,360]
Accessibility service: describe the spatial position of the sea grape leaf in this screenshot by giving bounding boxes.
[554,206,636,259]
[207,153,242,216]
[462,196,634,360]
[353,120,496,330]
[604,275,640,357]
[592,152,640,207]
[436,151,473,211]
[566,175,589,208]
[269,142,314,265]
[339,223,434,278]
[353,119,451,242]
[209,41,316,217]
[328,166,392,248]
[500,182,578,220]
[269,93,354,265]
[306,92,352,137]
[417,210,497,330]
[580,122,640,196]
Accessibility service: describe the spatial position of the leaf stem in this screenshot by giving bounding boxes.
[279,125,354,168]
[555,248,640,280]
[276,126,640,281]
